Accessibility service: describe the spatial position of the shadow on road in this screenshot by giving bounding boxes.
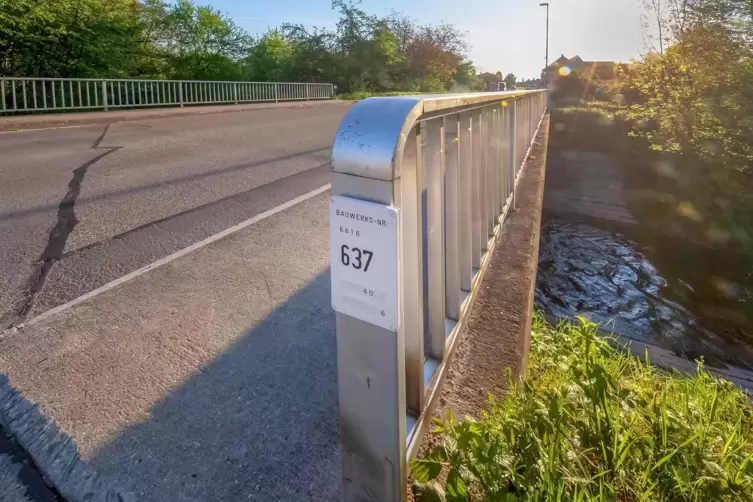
[87,270,340,501]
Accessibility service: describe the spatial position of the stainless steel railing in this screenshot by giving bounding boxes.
[330,90,547,501]
[0,78,335,114]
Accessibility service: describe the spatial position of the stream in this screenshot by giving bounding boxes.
[535,217,753,370]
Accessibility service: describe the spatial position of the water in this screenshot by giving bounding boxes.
[536,218,753,369]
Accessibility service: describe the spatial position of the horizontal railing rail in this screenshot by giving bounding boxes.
[0,77,335,114]
[330,90,547,501]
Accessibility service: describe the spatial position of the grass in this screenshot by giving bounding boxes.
[411,314,753,501]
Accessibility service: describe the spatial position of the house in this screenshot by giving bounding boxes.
[541,55,617,86]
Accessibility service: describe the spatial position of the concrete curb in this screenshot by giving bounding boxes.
[0,376,130,502]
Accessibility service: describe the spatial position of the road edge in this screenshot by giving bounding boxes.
[0,100,354,132]
[0,377,131,501]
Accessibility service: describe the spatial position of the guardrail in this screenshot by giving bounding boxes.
[0,77,335,114]
[330,90,547,501]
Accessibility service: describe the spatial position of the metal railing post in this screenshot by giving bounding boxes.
[331,98,429,502]
[178,81,184,107]
[274,83,279,102]
[306,84,310,101]
[101,81,108,111]
[233,83,238,104]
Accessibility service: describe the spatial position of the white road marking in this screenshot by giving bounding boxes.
[19,184,331,329]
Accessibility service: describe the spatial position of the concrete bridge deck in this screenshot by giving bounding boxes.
[0,101,549,501]
[0,104,348,500]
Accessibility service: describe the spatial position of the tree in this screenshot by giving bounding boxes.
[504,73,517,88]
[164,0,251,80]
[245,30,292,81]
[0,0,479,96]
[0,0,143,77]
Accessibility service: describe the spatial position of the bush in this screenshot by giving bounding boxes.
[412,314,753,501]
[336,91,431,100]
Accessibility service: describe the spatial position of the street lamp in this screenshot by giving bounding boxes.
[540,3,550,69]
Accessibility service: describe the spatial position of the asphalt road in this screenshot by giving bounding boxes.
[0,102,350,328]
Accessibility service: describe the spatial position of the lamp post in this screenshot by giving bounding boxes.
[540,3,550,69]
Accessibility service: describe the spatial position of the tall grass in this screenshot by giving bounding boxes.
[411,315,753,501]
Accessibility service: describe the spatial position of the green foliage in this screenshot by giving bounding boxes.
[0,0,478,94]
[0,0,144,78]
[504,73,516,88]
[335,91,426,100]
[412,314,753,501]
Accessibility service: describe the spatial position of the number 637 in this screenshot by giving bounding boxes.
[340,245,373,272]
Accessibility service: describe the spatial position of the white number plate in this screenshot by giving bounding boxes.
[330,195,399,331]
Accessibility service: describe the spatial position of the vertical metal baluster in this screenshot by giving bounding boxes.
[470,108,482,270]
[67,81,72,109]
[499,106,506,215]
[493,106,502,217]
[500,105,509,210]
[478,107,489,244]
[510,102,516,195]
[444,114,461,323]
[489,108,498,222]
[32,80,37,110]
[21,80,27,110]
[12,81,17,110]
[1,80,5,112]
[424,117,446,363]
[52,81,57,109]
[458,110,473,292]
[61,81,66,108]
[400,124,425,417]
[42,81,47,110]
[484,107,495,237]
[130,82,134,106]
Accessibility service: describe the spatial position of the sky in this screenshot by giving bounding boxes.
[208,0,647,79]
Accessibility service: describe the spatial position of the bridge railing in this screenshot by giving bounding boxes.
[0,77,335,114]
[330,90,547,501]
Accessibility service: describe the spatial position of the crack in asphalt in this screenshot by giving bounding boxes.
[11,124,121,326]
